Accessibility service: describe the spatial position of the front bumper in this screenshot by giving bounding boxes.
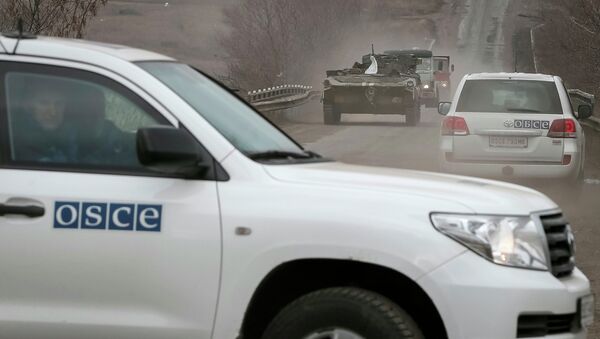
[418,251,591,339]
[420,90,436,99]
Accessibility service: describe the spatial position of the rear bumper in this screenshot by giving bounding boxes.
[439,153,580,180]
[438,136,582,180]
[326,87,415,113]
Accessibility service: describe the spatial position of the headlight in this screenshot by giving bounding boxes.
[440,81,448,88]
[423,84,430,89]
[430,213,548,270]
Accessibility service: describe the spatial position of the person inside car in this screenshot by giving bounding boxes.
[71,86,135,166]
[14,79,77,163]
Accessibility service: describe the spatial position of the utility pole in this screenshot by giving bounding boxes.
[512,33,518,72]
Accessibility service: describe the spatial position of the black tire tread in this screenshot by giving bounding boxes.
[405,103,421,126]
[323,103,340,125]
[262,287,423,339]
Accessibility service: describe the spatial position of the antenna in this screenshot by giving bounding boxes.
[371,44,375,55]
[512,33,518,72]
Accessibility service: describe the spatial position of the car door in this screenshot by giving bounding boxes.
[451,78,565,163]
[0,60,221,339]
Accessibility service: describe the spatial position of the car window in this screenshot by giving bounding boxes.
[456,80,563,114]
[416,58,431,71]
[2,64,170,171]
[138,61,303,155]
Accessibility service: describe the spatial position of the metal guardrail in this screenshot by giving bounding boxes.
[247,84,321,112]
[568,89,599,130]
[568,89,595,107]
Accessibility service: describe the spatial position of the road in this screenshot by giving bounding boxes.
[281,108,600,337]
[280,0,600,335]
[455,0,510,72]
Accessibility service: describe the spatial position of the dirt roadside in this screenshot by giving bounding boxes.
[503,2,600,337]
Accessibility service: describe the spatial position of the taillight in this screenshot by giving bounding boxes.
[441,116,469,136]
[548,119,577,138]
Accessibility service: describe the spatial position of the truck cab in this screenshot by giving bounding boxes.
[385,49,454,108]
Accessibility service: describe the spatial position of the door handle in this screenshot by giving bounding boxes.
[0,204,45,217]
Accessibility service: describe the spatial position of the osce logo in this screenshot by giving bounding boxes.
[511,120,550,129]
[54,201,162,232]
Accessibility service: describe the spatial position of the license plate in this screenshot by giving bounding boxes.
[580,294,595,328]
[489,136,528,148]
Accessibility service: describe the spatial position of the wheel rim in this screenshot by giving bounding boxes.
[303,328,366,339]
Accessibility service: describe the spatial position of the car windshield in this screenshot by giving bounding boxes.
[138,62,306,157]
[416,58,431,71]
[456,79,563,114]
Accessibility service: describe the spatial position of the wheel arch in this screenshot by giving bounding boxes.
[239,258,448,339]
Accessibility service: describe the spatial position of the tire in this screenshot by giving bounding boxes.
[261,287,425,339]
[425,97,439,108]
[323,103,340,125]
[405,103,421,126]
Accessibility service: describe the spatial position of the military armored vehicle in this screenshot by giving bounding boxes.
[385,49,454,107]
[322,51,421,125]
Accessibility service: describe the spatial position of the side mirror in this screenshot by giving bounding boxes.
[577,104,593,120]
[438,102,452,116]
[137,126,208,178]
[451,64,455,72]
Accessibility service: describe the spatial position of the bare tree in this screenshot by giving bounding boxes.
[219,0,362,90]
[0,0,108,38]
[531,0,600,106]
[570,0,600,33]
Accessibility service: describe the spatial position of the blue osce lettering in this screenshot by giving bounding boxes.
[54,201,162,232]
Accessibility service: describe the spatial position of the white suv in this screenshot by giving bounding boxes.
[0,35,593,339]
[438,73,592,185]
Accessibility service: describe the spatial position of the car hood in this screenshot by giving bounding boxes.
[263,161,558,215]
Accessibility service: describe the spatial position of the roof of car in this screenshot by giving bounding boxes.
[464,73,556,81]
[0,35,174,63]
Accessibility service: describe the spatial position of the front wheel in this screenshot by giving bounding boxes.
[323,103,341,125]
[424,97,439,108]
[405,103,421,126]
[261,287,424,339]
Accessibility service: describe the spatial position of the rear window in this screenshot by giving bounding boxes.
[456,79,563,114]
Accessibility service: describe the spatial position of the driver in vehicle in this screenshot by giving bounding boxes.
[14,80,76,163]
[71,86,134,166]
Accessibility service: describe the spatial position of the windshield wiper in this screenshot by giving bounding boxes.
[506,107,541,113]
[247,150,322,161]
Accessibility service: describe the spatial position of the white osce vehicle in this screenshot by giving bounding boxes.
[438,73,593,186]
[0,34,593,339]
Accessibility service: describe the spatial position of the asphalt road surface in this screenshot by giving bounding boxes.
[280,108,600,337]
